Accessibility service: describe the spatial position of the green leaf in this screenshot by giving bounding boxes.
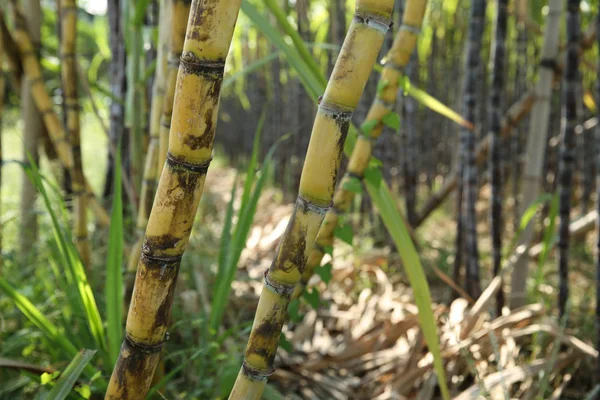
[210,134,289,332]
[74,385,91,399]
[323,245,333,256]
[365,178,449,400]
[106,143,124,365]
[44,350,96,400]
[343,177,363,194]
[376,79,389,95]
[368,157,383,168]
[382,111,401,131]
[334,223,353,246]
[288,298,302,323]
[364,166,383,188]
[279,333,292,352]
[241,2,321,99]
[41,372,60,385]
[360,119,378,137]
[303,288,320,309]
[315,263,332,285]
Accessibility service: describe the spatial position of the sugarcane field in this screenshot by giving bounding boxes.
[2,0,600,398]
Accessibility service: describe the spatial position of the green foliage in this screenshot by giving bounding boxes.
[334,222,353,246]
[343,177,362,194]
[210,111,286,333]
[315,263,332,285]
[302,287,320,309]
[366,179,450,400]
[43,350,96,400]
[382,111,401,131]
[105,144,124,365]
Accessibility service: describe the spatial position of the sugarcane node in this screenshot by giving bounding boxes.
[241,360,273,381]
[374,96,396,110]
[167,56,181,68]
[166,151,211,174]
[264,269,296,296]
[125,333,167,354]
[296,195,329,215]
[347,171,364,180]
[353,12,390,34]
[142,233,185,256]
[399,23,421,35]
[179,51,225,77]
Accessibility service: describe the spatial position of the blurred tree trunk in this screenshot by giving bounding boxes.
[594,8,600,386]
[488,0,508,314]
[556,0,581,318]
[461,0,486,299]
[103,0,129,202]
[509,0,562,308]
[19,0,42,262]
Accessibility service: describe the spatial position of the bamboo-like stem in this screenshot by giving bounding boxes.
[15,0,41,264]
[294,0,427,299]
[488,0,508,314]
[59,0,90,268]
[557,0,580,318]
[127,0,171,282]
[462,0,486,299]
[105,1,242,398]
[157,0,190,176]
[509,0,563,308]
[229,3,394,398]
[7,2,110,227]
[0,16,22,93]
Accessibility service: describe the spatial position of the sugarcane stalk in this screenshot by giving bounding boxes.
[294,0,427,299]
[0,16,22,93]
[7,2,110,227]
[105,1,242,398]
[488,0,508,313]
[127,0,171,283]
[509,0,563,308]
[15,0,42,264]
[557,0,581,318]
[59,0,90,268]
[157,0,190,176]
[462,0,486,299]
[229,3,394,398]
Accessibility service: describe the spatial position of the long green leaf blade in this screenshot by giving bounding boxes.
[366,178,450,400]
[106,144,124,364]
[44,350,96,400]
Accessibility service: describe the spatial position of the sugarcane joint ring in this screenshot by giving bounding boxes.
[242,360,274,381]
[400,23,422,35]
[264,270,296,296]
[125,333,167,354]
[296,195,329,216]
[166,152,212,174]
[353,12,390,34]
[180,51,225,77]
[318,101,353,122]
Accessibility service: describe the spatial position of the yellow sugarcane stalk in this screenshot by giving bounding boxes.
[157,0,189,176]
[59,0,90,267]
[105,1,242,398]
[7,2,110,227]
[127,0,171,276]
[229,1,394,398]
[294,0,428,298]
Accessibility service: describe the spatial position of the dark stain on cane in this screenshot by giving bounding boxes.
[187,0,217,41]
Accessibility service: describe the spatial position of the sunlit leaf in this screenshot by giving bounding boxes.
[315,263,332,284]
[343,177,363,193]
[45,350,96,400]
